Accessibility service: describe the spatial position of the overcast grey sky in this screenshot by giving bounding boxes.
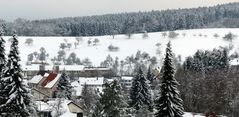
[0,0,238,21]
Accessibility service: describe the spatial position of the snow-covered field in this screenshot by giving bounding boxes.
[3,28,239,67]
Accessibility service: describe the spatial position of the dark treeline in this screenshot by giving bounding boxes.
[1,2,239,36]
[175,47,239,116]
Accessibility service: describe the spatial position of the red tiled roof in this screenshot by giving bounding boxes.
[41,72,57,87]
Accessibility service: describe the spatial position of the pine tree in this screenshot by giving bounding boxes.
[56,70,73,99]
[129,67,152,111]
[0,28,6,75]
[99,80,126,117]
[146,67,154,84]
[0,28,6,113]
[80,83,98,116]
[0,34,34,116]
[155,42,184,117]
[92,100,103,117]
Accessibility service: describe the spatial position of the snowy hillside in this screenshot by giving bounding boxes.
[3,28,239,67]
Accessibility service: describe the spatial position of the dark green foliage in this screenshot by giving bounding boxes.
[96,80,126,117]
[146,67,154,84]
[2,3,239,36]
[176,47,232,116]
[129,67,152,111]
[39,47,48,62]
[0,28,6,113]
[92,101,103,117]
[0,34,33,116]
[0,28,6,76]
[223,32,235,41]
[56,71,73,99]
[155,42,184,117]
[183,48,229,72]
[80,83,98,116]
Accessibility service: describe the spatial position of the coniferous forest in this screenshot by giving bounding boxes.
[0,2,239,36]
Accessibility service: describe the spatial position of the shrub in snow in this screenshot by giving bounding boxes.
[93,38,100,46]
[223,32,236,42]
[108,44,119,52]
[161,32,167,37]
[25,38,33,46]
[168,31,179,39]
[214,33,219,38]
[59,43,67,50]
[67,43,72,50]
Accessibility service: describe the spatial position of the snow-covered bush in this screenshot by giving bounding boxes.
[108,44,119,52]
[168,31,179,39]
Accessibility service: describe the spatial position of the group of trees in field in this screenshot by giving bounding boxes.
[1,2,239,36]
[0,31,36,116]
[91,42,184,117]
[100,51,158,76]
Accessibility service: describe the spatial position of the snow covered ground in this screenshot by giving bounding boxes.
[183,112,204,117]
[3,28,239,67]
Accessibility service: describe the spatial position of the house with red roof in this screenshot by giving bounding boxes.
[29,66,62,101]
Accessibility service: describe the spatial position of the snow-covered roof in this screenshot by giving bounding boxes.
[22,65,84,71]
[71,77,104,96]
[78,77,104,85]
[36,101,52,112]
[44,73,49,77]
[121,76,133,81]
[183,112,204,117]
[28,75,43,84]
[36,99,81,117]
[83,67,110,71]
[44,74,61,88]
[230,58,239,66]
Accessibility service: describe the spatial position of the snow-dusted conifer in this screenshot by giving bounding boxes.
[129,67,152,111]
[154,42,184,117]
[99,80,127,117]
[0,34,34,116]
[146,67,154,84]
[0,28,6,113]
[92,100,103,117]
[80,83,98,116]
[56,70,73,99]
[0,28,6,75]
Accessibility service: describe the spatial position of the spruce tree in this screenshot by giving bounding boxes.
[92,100,103,117]
[146,67,154,84]
[0,28,6,113]
[0,28,6,75]
[129,67,152,111]
[99,80,126,117]
[0,34,33,116]
[80,83,98,116]
[56,70,73,99]
[155,42,184,117]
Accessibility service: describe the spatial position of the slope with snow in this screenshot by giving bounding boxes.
[3,28,239,67]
